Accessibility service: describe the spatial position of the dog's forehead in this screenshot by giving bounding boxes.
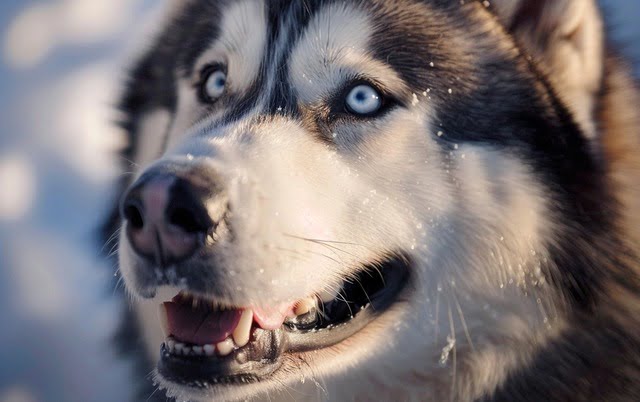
[173,0,471,80]
[153,0,493,126]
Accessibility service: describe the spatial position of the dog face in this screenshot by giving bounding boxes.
[116,1,610,400]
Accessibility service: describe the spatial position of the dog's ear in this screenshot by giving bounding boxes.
[489,0,604,138]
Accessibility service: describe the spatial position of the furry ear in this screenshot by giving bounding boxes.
[489,0,604,138]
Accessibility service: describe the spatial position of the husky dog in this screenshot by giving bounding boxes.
[107,0,640,400]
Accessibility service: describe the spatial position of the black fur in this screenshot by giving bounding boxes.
[103,1,640,400]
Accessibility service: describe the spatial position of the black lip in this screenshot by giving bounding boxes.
[158,328,285,387]
[286,254,410,351]
[157,254,411,387]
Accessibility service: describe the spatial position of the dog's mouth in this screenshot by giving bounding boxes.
[156,254,410,389]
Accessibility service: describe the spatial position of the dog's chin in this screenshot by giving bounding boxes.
[149,254,411,401]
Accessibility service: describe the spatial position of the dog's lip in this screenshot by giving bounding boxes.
[156,254,411,388]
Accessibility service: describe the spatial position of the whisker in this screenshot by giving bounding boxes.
[101,227,122,253]
[453,290,475,352]
[273,247,312,264]
[275,247,342,265]
[113,267,126,296]
[352,275,374,310]
[119,155,139,168]
[283,233,366,248]
[283,235,354,264]
[334,292,354,318]
[448,300,457,402]
[434,284,441,345]
[145,384,161,402]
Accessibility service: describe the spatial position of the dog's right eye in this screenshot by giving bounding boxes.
[198,65,227,104]
[345,84,382,116]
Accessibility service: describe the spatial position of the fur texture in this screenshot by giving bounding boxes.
[105,1,640,400]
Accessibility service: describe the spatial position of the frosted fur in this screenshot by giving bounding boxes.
[114,1,640,401]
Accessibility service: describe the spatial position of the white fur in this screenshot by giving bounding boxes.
[192,0,267,95]
[161,0,268,152]
[290,4,407,104]
[119,2,573,401]
[134,109,171,167]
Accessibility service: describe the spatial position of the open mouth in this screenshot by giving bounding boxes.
[156,254,410,388]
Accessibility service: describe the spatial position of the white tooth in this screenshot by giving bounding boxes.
[192,298,199,309]
[204,344,215,356]
[175,343,184,354]
[319,287,341,303]
[167,340,176,351]
[233,309,253,347]
[295,298,316,316]
[193,346,203,355]
[158,304,169,337]
[182,346,192,355]
[217,338,235,356]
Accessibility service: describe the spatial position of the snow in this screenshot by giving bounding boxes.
[0,1,162,401]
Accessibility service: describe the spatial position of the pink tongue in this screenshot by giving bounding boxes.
[164,302,242,345]
[164,298,298,344]
[252,302,296,330]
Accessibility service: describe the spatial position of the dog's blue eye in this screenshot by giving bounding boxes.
[201,68,227,102]
[345,84,382,116]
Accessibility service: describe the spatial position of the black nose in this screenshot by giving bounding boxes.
[120,169,226,264]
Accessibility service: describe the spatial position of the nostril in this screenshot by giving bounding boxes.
[123,201,145,230]
[168,206,205,234]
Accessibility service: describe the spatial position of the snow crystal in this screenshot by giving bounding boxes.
[439,335,456,366]
[411,93,419,106]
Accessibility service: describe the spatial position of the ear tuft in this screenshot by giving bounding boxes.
[488,0,604,139]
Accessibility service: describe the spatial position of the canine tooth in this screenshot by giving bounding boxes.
[295,298,317,316]
[192,298,199,309]
[233,309,253,347]
[318,287,341,303]
[167,340,176,351]
[217,338,235,356]
[204,344,215,356]
[193,346,203,355]
[158,304,169,337]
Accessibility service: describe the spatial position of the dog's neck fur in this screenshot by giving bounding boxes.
[481,54,640,401]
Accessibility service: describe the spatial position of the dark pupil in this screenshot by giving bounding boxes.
[355,90,367,102]
[216,77,225,87]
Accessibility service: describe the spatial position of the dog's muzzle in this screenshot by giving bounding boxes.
[120,162,411,389]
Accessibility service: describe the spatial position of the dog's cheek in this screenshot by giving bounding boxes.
[338,110,454,244]
[444,145,552,293]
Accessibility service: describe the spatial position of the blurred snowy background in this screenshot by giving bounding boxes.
[0,1,637,401]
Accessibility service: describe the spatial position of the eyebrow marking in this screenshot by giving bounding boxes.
[289,3,407,105]
[192,0,267,95]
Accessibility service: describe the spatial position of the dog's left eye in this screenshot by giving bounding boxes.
[198,65,227,103]
[345,84,382,116]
